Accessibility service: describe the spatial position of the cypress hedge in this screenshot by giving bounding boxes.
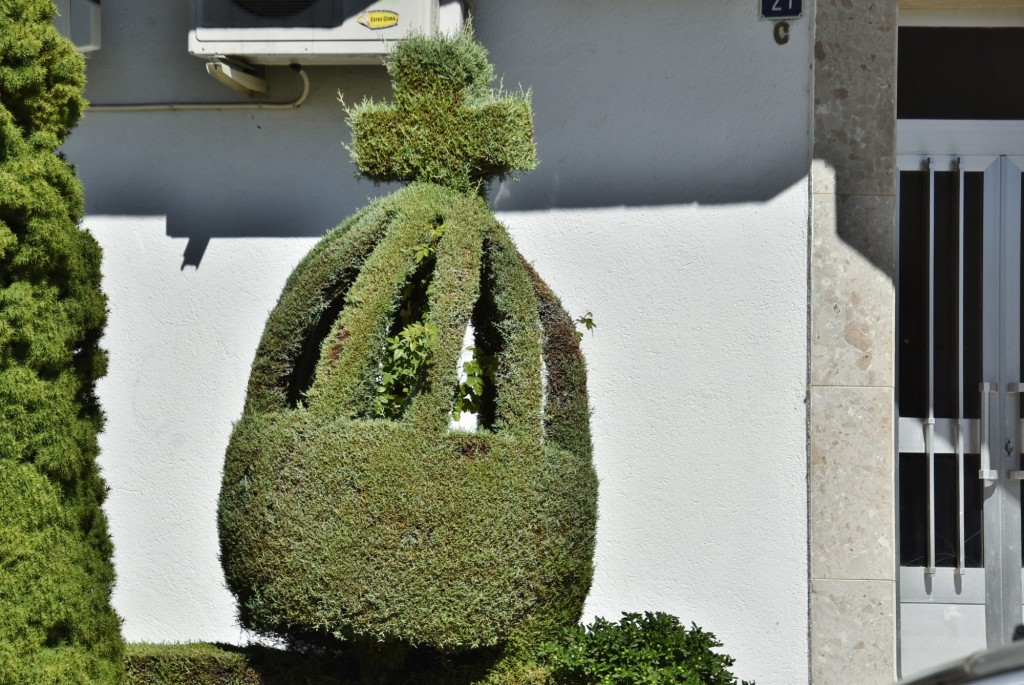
[0,0,123,682]
[219,27,597,683]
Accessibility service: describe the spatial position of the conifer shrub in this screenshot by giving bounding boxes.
[219,27,597,682]
[0,0,123,681]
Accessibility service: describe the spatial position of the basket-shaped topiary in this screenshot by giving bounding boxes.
[218,28,597,669]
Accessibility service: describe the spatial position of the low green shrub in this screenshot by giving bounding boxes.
[123,643,353,685]
[541,613,753,685]
[125,614,752,685]
[123,642,549,685]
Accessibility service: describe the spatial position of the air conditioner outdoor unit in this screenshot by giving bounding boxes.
[189,0,463,65]
[54,0,101,53]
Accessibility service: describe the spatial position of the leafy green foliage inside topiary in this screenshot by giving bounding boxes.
[374,319,439,419]
[0,1,123,682]
[346,26,537,195]
[541,613,753,685]
[452,345,496,421]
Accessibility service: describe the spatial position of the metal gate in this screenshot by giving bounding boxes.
[897,120,1024,675]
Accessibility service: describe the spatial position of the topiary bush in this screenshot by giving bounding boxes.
[0,0,123,682]
[541,613,753,685]
[218,26,597,683]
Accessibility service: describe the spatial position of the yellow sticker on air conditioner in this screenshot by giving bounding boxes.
[357,11,400,30]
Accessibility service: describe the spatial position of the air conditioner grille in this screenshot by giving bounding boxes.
[231,0,317,17]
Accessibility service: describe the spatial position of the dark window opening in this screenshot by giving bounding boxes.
[898,28,1024,120]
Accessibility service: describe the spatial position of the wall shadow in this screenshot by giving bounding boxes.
[473,0,812,211]
[198,0,376,30]
[62,0,813,267]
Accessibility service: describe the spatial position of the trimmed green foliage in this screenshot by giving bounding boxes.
[220,185,597,658]
[541,613,753,685]
[123,642,550,685]
[0,465,123,684]
[346,27,537,194]
[221,27,594,683]
[124,643,353,685]
[223,415,581,647]
[0,0,123,682]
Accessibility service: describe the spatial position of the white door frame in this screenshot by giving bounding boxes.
[898,119,1024,648]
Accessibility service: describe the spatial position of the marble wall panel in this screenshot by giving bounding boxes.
[810,385,895,580]
[811,578,896,685]
[813,0,898,197]
[810,193,896,387]
[810,1,898,682]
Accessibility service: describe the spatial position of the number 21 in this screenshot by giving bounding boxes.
[772,0,794,10]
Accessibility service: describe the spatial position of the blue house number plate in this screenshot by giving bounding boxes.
[761,0,802,19]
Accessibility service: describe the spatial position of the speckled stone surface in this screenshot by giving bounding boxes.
[810,385,895,580]
[811,159,837,196]
[811,578,896,685]
[809,0,898,682]
[810,193,895,387]
[813,0,898,197]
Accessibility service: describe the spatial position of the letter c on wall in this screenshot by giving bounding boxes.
[774,21,790,45]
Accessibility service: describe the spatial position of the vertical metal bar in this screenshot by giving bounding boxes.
[957,158,967,575]
[981,383,998,480]
[894,166,903,678]
[1011,382,1024,482]
[927,158,937,575]
[982,155,1021,648]
[1009,159,1024,484]
[998,157,1024,641]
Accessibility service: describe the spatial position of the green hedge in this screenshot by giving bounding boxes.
[125,613,755,685]
[124,643,549,685]
[124,643,352,685]
[0,1,123,682]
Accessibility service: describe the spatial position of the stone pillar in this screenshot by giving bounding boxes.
[809,2,898,684]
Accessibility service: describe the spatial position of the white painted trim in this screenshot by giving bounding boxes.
[898,121,1024,157]
[900,0,1024,7]
[899,417,981,455]
[901,567,986,605]
[897,155,998,173]
[899,9,1024,26]
[900,569,1024,606]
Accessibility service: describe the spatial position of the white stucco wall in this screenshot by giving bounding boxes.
[63,2,812,683]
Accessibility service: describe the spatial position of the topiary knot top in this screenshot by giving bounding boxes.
[346,27,537,195]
